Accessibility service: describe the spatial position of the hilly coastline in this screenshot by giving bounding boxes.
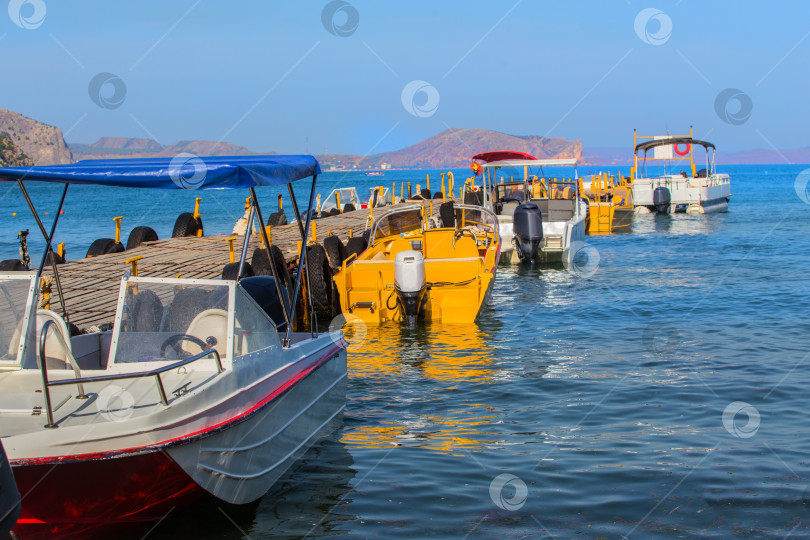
[0,108,805,167]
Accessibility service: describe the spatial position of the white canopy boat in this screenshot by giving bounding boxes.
[631,129,732,214]
[470,152,586,265]
[0,155,348,539]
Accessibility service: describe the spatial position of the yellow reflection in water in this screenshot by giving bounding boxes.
[343,322,502,455]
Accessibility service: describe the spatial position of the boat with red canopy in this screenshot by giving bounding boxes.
[469,151,586,265]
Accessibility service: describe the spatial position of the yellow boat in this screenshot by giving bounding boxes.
[332,202,501,325]
[579,172,634,234]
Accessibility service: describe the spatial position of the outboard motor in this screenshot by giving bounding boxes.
[513,203,544,264]
[653,186,671,214]
[394,250,427,326]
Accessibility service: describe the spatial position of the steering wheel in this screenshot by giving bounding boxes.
[452,227,479,249]
[160,334,207,359]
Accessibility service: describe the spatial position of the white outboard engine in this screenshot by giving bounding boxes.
[653,186,671,214]
[513,203,544,264]
[394,250,427,326]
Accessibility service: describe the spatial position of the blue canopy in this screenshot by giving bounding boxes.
[0,155,321,189]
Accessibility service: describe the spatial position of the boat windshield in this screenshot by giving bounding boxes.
[453,206,498,235]
[371,206,423,245]
[322,187,360,213]
[112,279,232,364]
[0,274,37,367]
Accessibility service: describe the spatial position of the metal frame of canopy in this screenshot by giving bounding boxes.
[633,127,717,179]
[0,155,323,348]
[472,153,580,215]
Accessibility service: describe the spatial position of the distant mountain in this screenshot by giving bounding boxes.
[721,147,810,165]
[0,133,33,167]
[582,145,810,166]
[70,138,259,160]
[327,128,582,170]
[0,109,72,165]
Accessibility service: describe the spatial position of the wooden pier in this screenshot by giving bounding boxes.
[43,199,452,330]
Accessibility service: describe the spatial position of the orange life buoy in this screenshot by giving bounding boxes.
[470,161,482,176]
[674,143,690,156]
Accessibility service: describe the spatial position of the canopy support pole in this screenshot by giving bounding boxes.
[286,176,319,341]
[249,187,292,342]
[236,205,255,281]
[18,181,70,326]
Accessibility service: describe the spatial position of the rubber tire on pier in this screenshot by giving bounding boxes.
[323,235,347,273]
[85,238,125,258]
[464,191,483,206]
[420,188,431,200]
[343,203,356,213]
[126,226,158,250]
[129,289,163,332]
[432,191,444,199]
[221,261,254,281]
[251,245,294,300]
[172,212,203,238]
[163,288,213,333]
[45,250,64,265]
[345,237,368,260]
[439,201,455,228]
[266,212,288,227]
[303,244,333,319]
[328,208,341,217]
[0,259,26,271]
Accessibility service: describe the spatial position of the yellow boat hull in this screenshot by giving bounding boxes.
[333,210,501,325]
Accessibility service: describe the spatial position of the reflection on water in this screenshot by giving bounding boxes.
[138,436,356,540]
[344,323,503,455]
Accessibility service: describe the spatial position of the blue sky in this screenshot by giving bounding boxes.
[1,0,807,154]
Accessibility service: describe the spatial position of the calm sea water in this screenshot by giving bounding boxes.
[5,165,810,538]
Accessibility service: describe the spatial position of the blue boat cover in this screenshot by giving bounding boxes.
[0,155,320,189]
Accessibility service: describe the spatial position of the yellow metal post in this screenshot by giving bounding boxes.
[278,194,283,212]
[125,255,143,277]
[57,243,65,259]
[426,173,431,191]
[336,192,342,214]
[441,176,446,202]
[407,182,412,199]
[311,221,317,244]
[349,229,353,238]
[113,216,123,243]
[226,237,236,263]
[40,278,51,310]
[193,198,202,219]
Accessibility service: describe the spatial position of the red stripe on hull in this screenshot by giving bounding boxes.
[12,450,204,540]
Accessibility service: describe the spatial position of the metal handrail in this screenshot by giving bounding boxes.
[38,324,224,428]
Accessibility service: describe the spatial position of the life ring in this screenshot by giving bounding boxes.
[470,161,482,176]
[674,143,690,156]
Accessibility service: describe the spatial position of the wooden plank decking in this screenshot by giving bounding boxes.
[43,198,452,329]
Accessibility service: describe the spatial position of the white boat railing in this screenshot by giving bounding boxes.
[37,319,224,429]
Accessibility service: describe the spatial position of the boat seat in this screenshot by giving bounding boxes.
[14,310,82,371]
[184,308,232,358]
[386,238,413,259]
[453,236,479,258]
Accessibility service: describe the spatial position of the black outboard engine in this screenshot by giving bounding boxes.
[653,186,671,214]
[513,203,544,264]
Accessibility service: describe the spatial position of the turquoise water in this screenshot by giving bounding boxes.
[6,165,810,537]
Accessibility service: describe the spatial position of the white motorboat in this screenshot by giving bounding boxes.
[0,156,348,539]
[631,129,732,214]
[470,152,586,265]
